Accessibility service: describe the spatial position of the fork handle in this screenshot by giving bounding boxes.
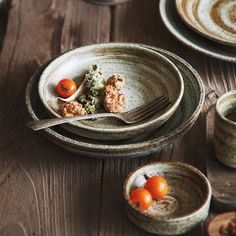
[27,113,121,131]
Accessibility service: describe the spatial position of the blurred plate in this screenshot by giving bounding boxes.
[26,45,204,159]
[176,0,236,46]
[160,0,236,62]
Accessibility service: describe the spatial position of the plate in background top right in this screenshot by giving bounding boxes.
[176,0,236,46]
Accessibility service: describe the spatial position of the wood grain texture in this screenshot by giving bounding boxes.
[0,0,235,235]
[0,0,109,235]
[100,1,207,235]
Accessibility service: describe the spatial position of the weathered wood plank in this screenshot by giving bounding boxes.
[98,0,236,235]
[0,0,110,235]
[0,0,235,235]
[0,0,11,54]
[98,0,204,235]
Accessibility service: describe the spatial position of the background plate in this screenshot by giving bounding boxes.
[176,0,236,46]
[160,0,236,62]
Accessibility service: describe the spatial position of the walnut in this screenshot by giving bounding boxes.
[106,74,125,90]
[61,101,87,117]
[104,83,126,113]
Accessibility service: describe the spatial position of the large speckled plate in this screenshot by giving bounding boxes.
[160,0,236,62]
[25,45,204,159]
[176,0,236,46]
[38,44,184,140]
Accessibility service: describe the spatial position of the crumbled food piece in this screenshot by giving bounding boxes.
[78,65,105,114]
[228,221,236,235]
[85,65,105,91]
[104,85,126,113]
[61,101,87,117]
[219,219,236,236]
[106,74,125,90]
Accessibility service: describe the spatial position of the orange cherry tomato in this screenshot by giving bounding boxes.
[130,188,153,211]
[144,176,168,200]
[56,79,77,98]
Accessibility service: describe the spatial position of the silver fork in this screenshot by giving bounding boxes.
[27,96,170,131]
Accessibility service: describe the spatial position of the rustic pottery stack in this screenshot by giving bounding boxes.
[25,0,236,235]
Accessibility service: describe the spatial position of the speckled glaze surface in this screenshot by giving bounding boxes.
[176,0,236,46]
[214,90,236,168]
[84,0,130,5]
[38,43,184,140]
[123,161,212,235]
[25,45,204,159]
[159,0,236,62]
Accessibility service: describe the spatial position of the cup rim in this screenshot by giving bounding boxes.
[216,90,236,125]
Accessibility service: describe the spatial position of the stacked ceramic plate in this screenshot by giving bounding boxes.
[26,43,204,158]
[160,0,236,62]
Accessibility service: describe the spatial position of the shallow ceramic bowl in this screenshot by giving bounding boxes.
[38,43,184,140]
[26,45,204,159]
[124,161,212,235]
[176,0,236,46]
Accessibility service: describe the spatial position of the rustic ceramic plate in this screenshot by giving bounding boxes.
[160,0,236,62]
[26,45,204,159]
[124,161,212,235]
[176,0,236,47]
[38,43,184,140]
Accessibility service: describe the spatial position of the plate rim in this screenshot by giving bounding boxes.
[159,0,236,63]
[25,44,205,156]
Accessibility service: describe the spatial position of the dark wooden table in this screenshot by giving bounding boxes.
[0,0,235,235]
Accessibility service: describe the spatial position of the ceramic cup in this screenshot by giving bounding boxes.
[214,90,236,168]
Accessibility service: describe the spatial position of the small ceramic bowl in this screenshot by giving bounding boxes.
[124,161,212,235]
[38,43,184,140]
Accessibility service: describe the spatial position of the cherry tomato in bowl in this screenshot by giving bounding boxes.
[144,176,168,200]
[130,188,153,211]
[56,78,77,98]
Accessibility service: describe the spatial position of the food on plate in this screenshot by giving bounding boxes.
[106,74,125,90]
[61,101,87,117]
[104,84,126,113]
[144,175,168,200]
[78,65,105,114]
[130,175,169,212]
[103,74,126,113]
[130,188,153,211]
[56,78,77,98]
[58,65,126,117]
